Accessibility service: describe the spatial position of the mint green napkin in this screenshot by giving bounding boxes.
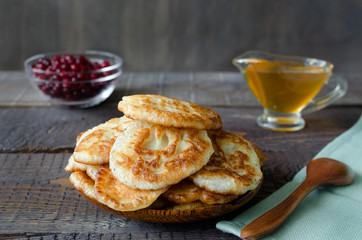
[217,115,362,239]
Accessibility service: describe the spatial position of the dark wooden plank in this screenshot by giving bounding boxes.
[0,232,238,240]
[0,153,239,238]
[0,105,360,153]
[0,107,361,237]
[0,106,119,152]
[1,71,361,107]
[0,68,360,238]
[0,104,358,236]
[0,107,360,233]
[0,72,134,107]
[0,152,322,235]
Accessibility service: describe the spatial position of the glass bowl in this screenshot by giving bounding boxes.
[24,50,123,108]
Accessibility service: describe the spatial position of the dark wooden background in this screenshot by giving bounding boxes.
[2,0,362,72]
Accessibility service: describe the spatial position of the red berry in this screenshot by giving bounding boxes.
[60,63,69,71]
[61,54,73,63]
[67,56,75,64]
[93,62,101,69]
[62,78,71,88]
[59,71,68,79]
[39,58,51,67]
[81,87,95,97]
[90,73,100,79]
[52,84,62,96]
[78,64,87,72]
[101,61,110,68]
[76,72,85,80]
[70,64,79,72]
[32,53,115,101]
[62,87,71,95]
[76,55,88,64]
[51,74,61,81]
[53,55,61,62]
[35,63,46,70]
[68,72,76,79]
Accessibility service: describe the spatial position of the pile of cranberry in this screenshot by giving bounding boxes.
[31,54,116,101]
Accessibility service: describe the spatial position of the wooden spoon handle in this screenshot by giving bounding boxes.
[240,179,318,240]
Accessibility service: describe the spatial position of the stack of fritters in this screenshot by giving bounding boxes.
[65,94,265,212]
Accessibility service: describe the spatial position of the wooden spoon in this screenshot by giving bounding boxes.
[240,158,354,240]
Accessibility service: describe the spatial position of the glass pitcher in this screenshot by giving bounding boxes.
[233,50,348,131]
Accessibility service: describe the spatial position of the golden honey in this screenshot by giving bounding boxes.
[243,60,331,113]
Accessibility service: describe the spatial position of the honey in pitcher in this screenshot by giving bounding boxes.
[243,60,332,113]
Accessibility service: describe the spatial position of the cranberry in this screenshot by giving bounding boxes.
[72,90,80,98]
[47,67,56,73]
[38,74,47,80]
[76,72,85,80]
[51,74,61,81]
[61,54,74,63]
[93,62,101,69]
[76,55,88,65]
[62,87,71,96]
[52,83,62,94]
[78,83,86,89]
[65,55,75,64]
[53,55,61,61]
[91,73,100,79]
[70,64,79,72]
[62,78,71,88]
[101,60,110,68]
[59,71,68,79]
[60,63,69,71]
[79,64,88,72]
[68,72,76,79]
[35,63,46,70]
[52,60,61,69]
[39,58,51,67]
[52,88,62,97]
[81,87,95,97]
[33,53,115,102]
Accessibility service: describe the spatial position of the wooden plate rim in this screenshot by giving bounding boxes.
[82,180,262,223]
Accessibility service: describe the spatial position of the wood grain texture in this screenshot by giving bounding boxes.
[0,232,238,240]
[0,150,319,236]
[1,71,361,107]
[1,0,362,71]
[0,153,239,238]
[0,69,361,239]
[0,106,358,236]
[0,106,360,237]
[0,105,360,153]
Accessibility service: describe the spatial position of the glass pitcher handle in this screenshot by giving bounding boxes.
[302,75,348,114]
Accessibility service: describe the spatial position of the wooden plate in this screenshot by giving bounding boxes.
[81,181,262,223]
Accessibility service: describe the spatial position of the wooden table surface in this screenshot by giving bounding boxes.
[0,71,361,240]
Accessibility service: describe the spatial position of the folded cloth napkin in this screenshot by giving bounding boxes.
[217,115,362,239]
